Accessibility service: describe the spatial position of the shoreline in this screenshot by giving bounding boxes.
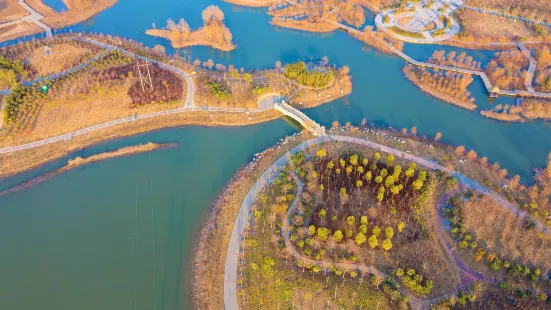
[0,0,118,42]
[0,142,173,197]
[402,66,478,111]
[190,124,550,309]
[191,130,313,309]
[0,90,347,179]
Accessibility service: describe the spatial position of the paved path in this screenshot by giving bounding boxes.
[375,0,463,43]
[224,134,549,310]
[0,37,286,154]
[327,20,551,99]
[0,0,53,38]
[281,171,459,310]
[517,43,536,93]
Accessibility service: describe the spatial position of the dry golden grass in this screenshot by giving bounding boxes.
[0,109,283,178]
[521,99,551,120]
[146,27,235,52]
[66,142,161,167]
[0,71,185,147]
[27,43,93,76]
[0,0,28,23]
[25,0,117,28]
[0,21,42,42]
[456,9,536,42]
[271,17,338,33]
[463,196,551,270]
[0,68,16,89]
[465,0,551,23]
[223,0,278,7]
[358,0,401,11]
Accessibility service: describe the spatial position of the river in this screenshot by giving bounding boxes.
[0,0,550,309]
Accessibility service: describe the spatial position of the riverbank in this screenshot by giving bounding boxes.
[480,99,551,123]
[193,125,551,309]
[0,0,118,42]
[191,131,313,310]
[0,110,279,179]
[402,66,478,111]
[0,142,171,197]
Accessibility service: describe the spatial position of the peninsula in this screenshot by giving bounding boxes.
[193,123,551,310]
[0,0,118,42]
[146,6,235,51]
[0,34,351,178]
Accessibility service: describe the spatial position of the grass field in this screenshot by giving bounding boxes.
[462,196,551,270]
[456,9,537,41]
[27,43,96,77]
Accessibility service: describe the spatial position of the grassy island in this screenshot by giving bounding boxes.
[146,6,235,51]
[480,99,551,123]
[403,65,477,110]
[193,123,551,309]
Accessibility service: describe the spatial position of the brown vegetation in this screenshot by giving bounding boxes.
[271,16,338,33]
[429,49,482,71]
[462,196,551,270]
[533,45,551,92]
[349,26,401,54]
[455,9,541,43]
[465,0,551,25]
[482,99,551,123]
[0,51,185,147]
[403,65,477,110]
[0,21,42,42]
[0,108,284,178]
[30,0,118,28]
[27,43,96,77]
[222,0,278,7]
[357,0,401,12]
[0,0,28,23]
[520,99,551,120]
[0,0,117,42]
[146,6,235,51]
[486,50,529,90]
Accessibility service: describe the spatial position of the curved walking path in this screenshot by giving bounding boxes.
[375,0,463,43]
[282,171,460,309]
[224,134,549,310]
[0,0,52,38]
[0,37,278,154]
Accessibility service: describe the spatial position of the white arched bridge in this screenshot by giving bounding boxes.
[274,101,326,136]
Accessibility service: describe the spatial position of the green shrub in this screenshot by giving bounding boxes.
[206,81,231,99]
[283,61,333,88]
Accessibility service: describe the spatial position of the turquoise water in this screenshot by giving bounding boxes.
[42,0,68,12]
[1,0,551,309]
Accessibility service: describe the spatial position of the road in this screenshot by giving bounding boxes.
[224,134,550,310]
